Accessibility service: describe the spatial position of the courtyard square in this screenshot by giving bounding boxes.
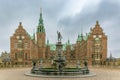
[0,67,120,80]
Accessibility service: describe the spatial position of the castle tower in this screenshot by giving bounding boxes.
[87,21,107,65]
[10,22,31,65]
[36,8,46,59]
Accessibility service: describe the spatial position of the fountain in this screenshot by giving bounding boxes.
[25,31,96,78]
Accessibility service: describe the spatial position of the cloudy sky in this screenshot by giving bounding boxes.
[0,0,120,58]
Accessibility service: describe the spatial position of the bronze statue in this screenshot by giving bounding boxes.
[57,31,62,42]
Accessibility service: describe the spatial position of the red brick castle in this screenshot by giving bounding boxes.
[10,10,107,65]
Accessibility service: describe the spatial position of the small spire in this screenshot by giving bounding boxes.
[96,20,99,24]
[86,33,88,36]
[95,20,100,26]
[90,27,92,31]
[77,33,83,42]
[39,1,43,26]
[18,22,23,28]
[37,7,45,33]
[80,33,84,40]
[39,10,43,26]
[78,34,80,38]
[77,34,79,40]
[80,26,84,40]
[110,52,112,59]
[19,22,22,26]
[81,33,83,36]
[47,39,49,45]
[68,39,70,45]
[38,0,43,27]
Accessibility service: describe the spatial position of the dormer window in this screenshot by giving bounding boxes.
[21,36,25,39]
[18,40,22,43]
[16,36,20,39]
[99,35,102,38]
[16,35,25,40]
[93,35,96,38]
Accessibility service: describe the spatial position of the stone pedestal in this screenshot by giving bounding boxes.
[54,41,66,72]
[56,42,63,56]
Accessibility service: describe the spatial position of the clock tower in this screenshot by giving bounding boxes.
[36,8,46,59]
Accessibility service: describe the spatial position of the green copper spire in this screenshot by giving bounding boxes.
[67,39,70,45]
[47,39,49,45]
[39,8,43,26]
[37,8,45,33]
[77,34,82,41]
[81,33,83,40]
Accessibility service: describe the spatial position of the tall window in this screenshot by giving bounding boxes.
[15,53,17,60]
[18,43,22,48]
[93,37,102,60]
[25,53,27,60]
[24,43,28,49]
[18,52,23,58]
[14,43,17,49]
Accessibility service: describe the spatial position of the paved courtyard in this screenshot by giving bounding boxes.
[0,67,120,80]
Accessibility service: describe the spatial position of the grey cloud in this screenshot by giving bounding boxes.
[57,0,120,57]
[43,0,66,19]
[0,0,120,57]
[58,0,120,33]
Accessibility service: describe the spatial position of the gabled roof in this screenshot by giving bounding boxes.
[77,33,89,41]
[91,21,103,34]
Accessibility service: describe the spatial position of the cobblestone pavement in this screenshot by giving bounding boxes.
[0,67,120,80]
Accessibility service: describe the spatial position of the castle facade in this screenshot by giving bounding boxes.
[10,11,107,65]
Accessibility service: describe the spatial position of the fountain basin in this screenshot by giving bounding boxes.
[31,68,89,76]
[25,69,96,78]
